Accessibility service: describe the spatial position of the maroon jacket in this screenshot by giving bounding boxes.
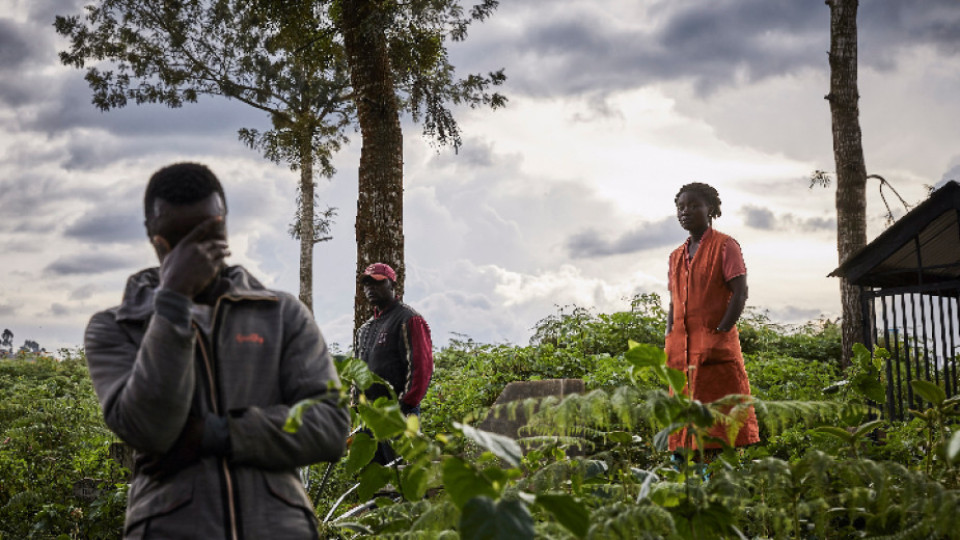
[355,301,433,412]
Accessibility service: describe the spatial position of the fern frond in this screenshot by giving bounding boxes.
[521,459,611,495]
[586,502,675,539]
[521,387,649,436]
[366,531,461,540]
[517,435,596,454]
[752,399,848,435]
[352,499,434,535]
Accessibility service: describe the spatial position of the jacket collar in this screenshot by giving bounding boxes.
[372,300,401,320]
[115,265,277,322]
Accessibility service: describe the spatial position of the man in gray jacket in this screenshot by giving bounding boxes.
[84,162,349,539]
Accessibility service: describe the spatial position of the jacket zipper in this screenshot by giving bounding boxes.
[196,326,240,540]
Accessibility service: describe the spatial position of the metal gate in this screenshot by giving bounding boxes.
[862,281,960,420]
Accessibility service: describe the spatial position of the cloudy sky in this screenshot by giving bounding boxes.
[3,0,960,353]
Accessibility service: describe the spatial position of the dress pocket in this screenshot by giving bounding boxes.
[124,472,195,536]
[702,330,740,366]
[664,330,684,370]
[260,469,319,538]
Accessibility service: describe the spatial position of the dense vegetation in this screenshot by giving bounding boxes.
[3,295,959,538]
[0,352,126,539]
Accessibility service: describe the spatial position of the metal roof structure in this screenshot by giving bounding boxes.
[829,181,960,420]
[830,180,960,291]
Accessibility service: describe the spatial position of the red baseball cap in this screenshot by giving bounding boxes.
[361,262,396,282]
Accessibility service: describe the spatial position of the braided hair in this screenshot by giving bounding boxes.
[675,182,721,219]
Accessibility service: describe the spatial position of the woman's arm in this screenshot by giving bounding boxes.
[717,275,747,332]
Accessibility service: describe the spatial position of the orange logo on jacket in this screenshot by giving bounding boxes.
[236,333,265,345]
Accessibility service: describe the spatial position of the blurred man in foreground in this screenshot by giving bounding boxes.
[85,162,348,539]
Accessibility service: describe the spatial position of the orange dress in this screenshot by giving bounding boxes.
[665,228,760,450]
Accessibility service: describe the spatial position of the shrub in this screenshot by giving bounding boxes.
[0,352,126,539]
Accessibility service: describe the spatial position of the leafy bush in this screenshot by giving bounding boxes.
[0,352,126,539]
[302,296,960,539]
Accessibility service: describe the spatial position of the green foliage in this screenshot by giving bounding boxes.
[303,300,960,538]
[423,296,669,436]
[743,352,840,402]
[907,379,960,477]
[535,493,590,538]
[737,310,842,363]
[55,0,507,166]
[0,352,126,539]
[460,496,534,540]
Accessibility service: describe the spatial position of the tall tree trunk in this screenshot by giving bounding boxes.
[299,133,315,312]
[340,0,405,340]
[827,0,868,367]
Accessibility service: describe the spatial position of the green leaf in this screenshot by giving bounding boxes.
[442,457,497,510]
[460,497,535,540]
[653,423,684,452]
[283,397,316,433]
[813,426,853,443]
[911,380,946,406]
[851,343,872,369]
[688,400,715,429]
[872,347,890,370]
[411,499,461,532]
[536,494,590,538]
[572,460,607,483]
[852,373,887,404]
[395,433,430,462]
[947,431,960,464]
[853,419,883,439]
[455,422,522,467]
[283,395,339,433]
[357,463,394,501]
[606,431,633,444]
[649,483,681,507]
[344,432,377,476]
[624,342,666,369]
[331,522,375,535]
[338,357,384,392]
[663,367,687,394]
[375,496,397,508]
[822,380,850,395]
[358,402,406,440]
[401,460,429,501]
[838,404,865,427]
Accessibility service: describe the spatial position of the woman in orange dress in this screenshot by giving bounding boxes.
[665,182,759,451]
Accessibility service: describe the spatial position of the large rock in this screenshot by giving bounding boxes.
[478,379,584,439]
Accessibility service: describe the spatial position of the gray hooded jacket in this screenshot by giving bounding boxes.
[84,266,349,539]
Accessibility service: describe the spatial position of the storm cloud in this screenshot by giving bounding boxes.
[64,211,145,244]
[0,18,43,69]
[742,205,835,232]
[457,0,960,99]
[0,303,19,317]
[44,252,138,276]
[567,216,686,258]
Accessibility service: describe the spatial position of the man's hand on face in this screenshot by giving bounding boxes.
[155,216,230,299]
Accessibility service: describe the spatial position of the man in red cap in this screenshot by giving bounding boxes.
[355,262,434,464]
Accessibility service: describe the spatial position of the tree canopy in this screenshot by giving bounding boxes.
[56,0,506,314]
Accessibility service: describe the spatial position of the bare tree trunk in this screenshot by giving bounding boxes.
[339,0,406,339]
[827,0,868,367]
[299,133,315,312]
